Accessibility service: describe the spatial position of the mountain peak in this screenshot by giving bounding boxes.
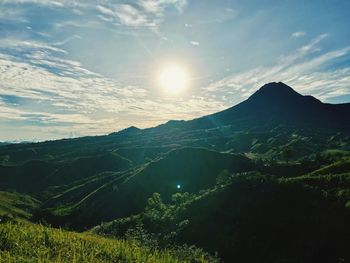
[248,82,302,102]
[120,126,140,133]
[195,81,350,130]
[109,126,141,136]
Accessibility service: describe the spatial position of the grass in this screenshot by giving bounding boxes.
[0,219,216,263]
[307,157,350,176]
[0,192,40,219]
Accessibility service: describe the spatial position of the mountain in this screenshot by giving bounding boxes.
[163,82,350,131]
[1,82,350,262]
[109,126,141,136]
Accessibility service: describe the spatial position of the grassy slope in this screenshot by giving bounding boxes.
[307,157,350,176]
[0,220,216,263]
[34,148,254,229]
[122,147,253,202]
[0,192,40,219]
[0,152,132,195]
[279,158,350,206]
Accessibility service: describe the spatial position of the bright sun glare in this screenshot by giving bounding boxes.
[159,65,189,94]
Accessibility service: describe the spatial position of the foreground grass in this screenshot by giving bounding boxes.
[0,219,215,263]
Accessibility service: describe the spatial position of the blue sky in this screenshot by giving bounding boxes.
[0,0,350,141]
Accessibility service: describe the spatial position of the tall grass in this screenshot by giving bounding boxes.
[0,220,216,263]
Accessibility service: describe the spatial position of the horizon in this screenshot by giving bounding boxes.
[1,0,350,141]
[1,81,348,144]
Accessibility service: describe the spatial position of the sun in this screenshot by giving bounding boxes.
[159,65,189,94]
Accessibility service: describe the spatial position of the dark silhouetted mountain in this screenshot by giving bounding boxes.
[164,82,350,131]
[109,126,141,136]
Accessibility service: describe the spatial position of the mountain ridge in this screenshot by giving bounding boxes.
[112,82,350,137]
[158,82,350,132]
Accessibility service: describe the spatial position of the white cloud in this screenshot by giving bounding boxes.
[292,31,306,38]
[205,34,350,104]
[116,4,151,27]
[0,38,223,140]
[140,0,187,13]
[0,38,67,54]
[95,0,187,28]
[0,6,28,23]
[96,5,115,17]
[190,41,200,46]
[0,0,61,5]
[0,0,188,29]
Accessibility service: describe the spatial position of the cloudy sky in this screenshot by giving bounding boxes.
[0,0,350,141]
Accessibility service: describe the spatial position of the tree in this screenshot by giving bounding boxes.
[144,193,166,224]
[143,192,193,245]
[282,146,294,164]
[216,169,232,186]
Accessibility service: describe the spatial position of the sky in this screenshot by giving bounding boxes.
[0,0,350,141]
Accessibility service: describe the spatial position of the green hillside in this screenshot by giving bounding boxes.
[32,148,254,229]
[0,83,350,262]
[93,172,350,262]
[307,157,350,176]
[0,219,218,263]
[0,192,40,219]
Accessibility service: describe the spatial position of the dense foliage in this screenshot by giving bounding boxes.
[93,170,350,262]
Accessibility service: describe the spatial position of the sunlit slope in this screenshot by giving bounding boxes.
[0,219,217,263]
[307,157,350,176]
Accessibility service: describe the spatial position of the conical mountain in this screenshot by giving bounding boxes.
[183,82,350,130]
